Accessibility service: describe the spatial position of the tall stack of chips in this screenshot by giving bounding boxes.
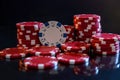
[74,14,101,43]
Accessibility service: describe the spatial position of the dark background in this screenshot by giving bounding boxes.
[0,0,120,80]
[0,0,120,49]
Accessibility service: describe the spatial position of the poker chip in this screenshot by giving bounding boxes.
[57,52,89,65]
[28,46,59,57]
[39,21,67,47]
[23,56,58,70]
[74,14,101,43]
[61,41,90,53]
[16,21,44,48]
[92,33,120,42]
[0,47,28,59]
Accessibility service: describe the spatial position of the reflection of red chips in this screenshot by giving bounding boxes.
[0,47,28,59]
[29,46,59,56]
[73,61,99,76]
[23,56,58,70]
[57,52,89,65]
[94,54,119,69]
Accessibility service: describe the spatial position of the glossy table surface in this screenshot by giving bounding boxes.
[0,27,120,80]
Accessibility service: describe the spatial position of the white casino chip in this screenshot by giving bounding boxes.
[39,21,67,47]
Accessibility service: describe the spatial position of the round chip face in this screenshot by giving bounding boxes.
[57,52,89,65]
[23,56,58,69]
[29,46,59,56]
[0,47,28,59]
[39,21,67,47]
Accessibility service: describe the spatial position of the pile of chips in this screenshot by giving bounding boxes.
[0,14,120,73]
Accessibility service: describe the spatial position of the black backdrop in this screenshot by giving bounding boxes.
[0,0,120,48]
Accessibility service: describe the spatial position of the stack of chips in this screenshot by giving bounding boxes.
[16,22,44,48]
[74,14,101,43]
[91,33,120,55]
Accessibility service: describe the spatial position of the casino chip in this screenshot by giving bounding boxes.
[61,41,90,53]
[57,52,89,65]
[0,47,28,59]
[39,21,67,47]
[28,46,59,57]
[23,56,58,70]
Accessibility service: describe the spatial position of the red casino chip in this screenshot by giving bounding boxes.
[74,14,100,19]
[91,39,120,45]
[16,22,43,31]
[94,50,119,56]
[92,33,120,42]
[29,46,59,56]
[0,47,28,59]
[57,52,89,65]
[61,41,90,53]
[23,56,58,69]
[92,46,119,52]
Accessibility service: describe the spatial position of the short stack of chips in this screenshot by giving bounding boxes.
[61,41,90,53]
[91,33,120,55]
[74,14,102,43]
[16,22,44,48]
